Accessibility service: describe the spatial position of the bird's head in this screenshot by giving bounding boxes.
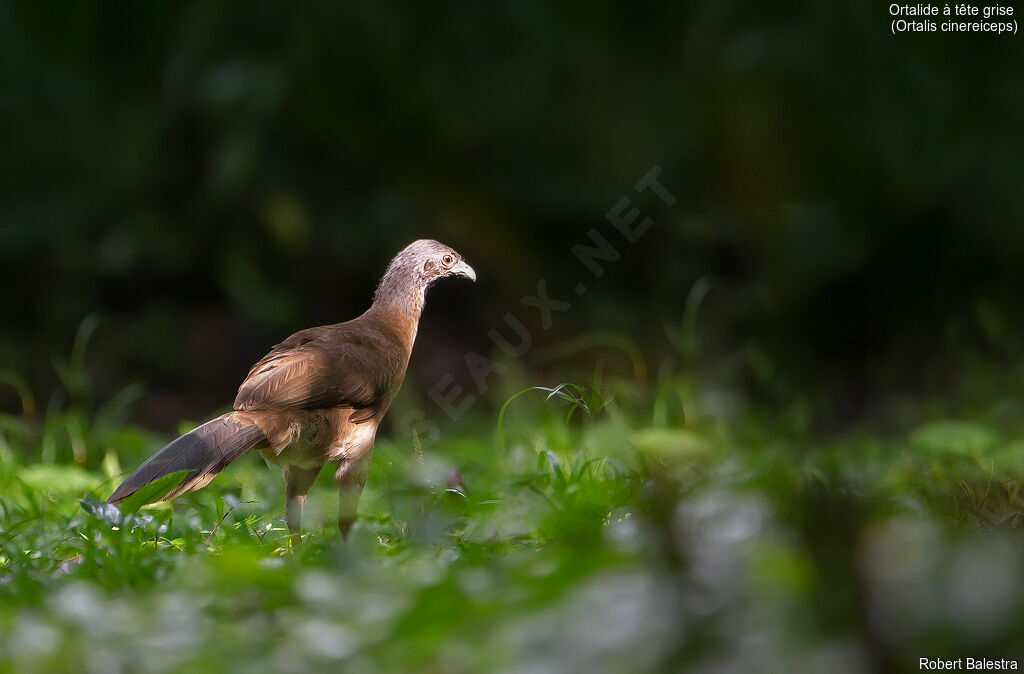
[400,239,476,286]
[374,239,476,309]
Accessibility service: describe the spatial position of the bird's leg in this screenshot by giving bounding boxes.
[335,457,370,541]
[283,465,322,549]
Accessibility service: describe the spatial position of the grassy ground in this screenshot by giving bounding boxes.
[3,356,1024,673]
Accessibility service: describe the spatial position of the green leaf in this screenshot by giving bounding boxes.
[117,470,189,514]
[630,428,711,459]
[19,464,102,496]
[989,440,1024,474]
[101,450,121,481]
[909,421,997,456]
[78,496,123,525]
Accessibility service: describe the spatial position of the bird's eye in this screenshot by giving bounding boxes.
[442,254,454,267]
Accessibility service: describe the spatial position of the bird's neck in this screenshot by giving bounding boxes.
[367,266,427,349]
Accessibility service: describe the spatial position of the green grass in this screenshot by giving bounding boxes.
[3,352,1024,672]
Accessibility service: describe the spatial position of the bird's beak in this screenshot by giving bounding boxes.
[452,261,477,282]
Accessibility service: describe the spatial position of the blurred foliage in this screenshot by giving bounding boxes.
[1,1,1022,429]
[4,355,1024,672]
[2,2,1024,673]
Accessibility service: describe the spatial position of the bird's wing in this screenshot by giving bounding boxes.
[233,328,395,418]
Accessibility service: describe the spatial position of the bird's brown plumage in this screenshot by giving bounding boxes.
[234,321,404,420]
[107,239,476,541]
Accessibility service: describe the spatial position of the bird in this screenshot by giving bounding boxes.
[107,239,476,542]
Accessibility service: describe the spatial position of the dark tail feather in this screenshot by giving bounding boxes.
[107,412,266,506]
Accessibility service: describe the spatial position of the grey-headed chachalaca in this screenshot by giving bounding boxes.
[107,240,475,539]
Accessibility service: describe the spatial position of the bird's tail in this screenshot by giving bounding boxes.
[107,412,267,506]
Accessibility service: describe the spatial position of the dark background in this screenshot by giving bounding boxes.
[1,2,1022,433]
